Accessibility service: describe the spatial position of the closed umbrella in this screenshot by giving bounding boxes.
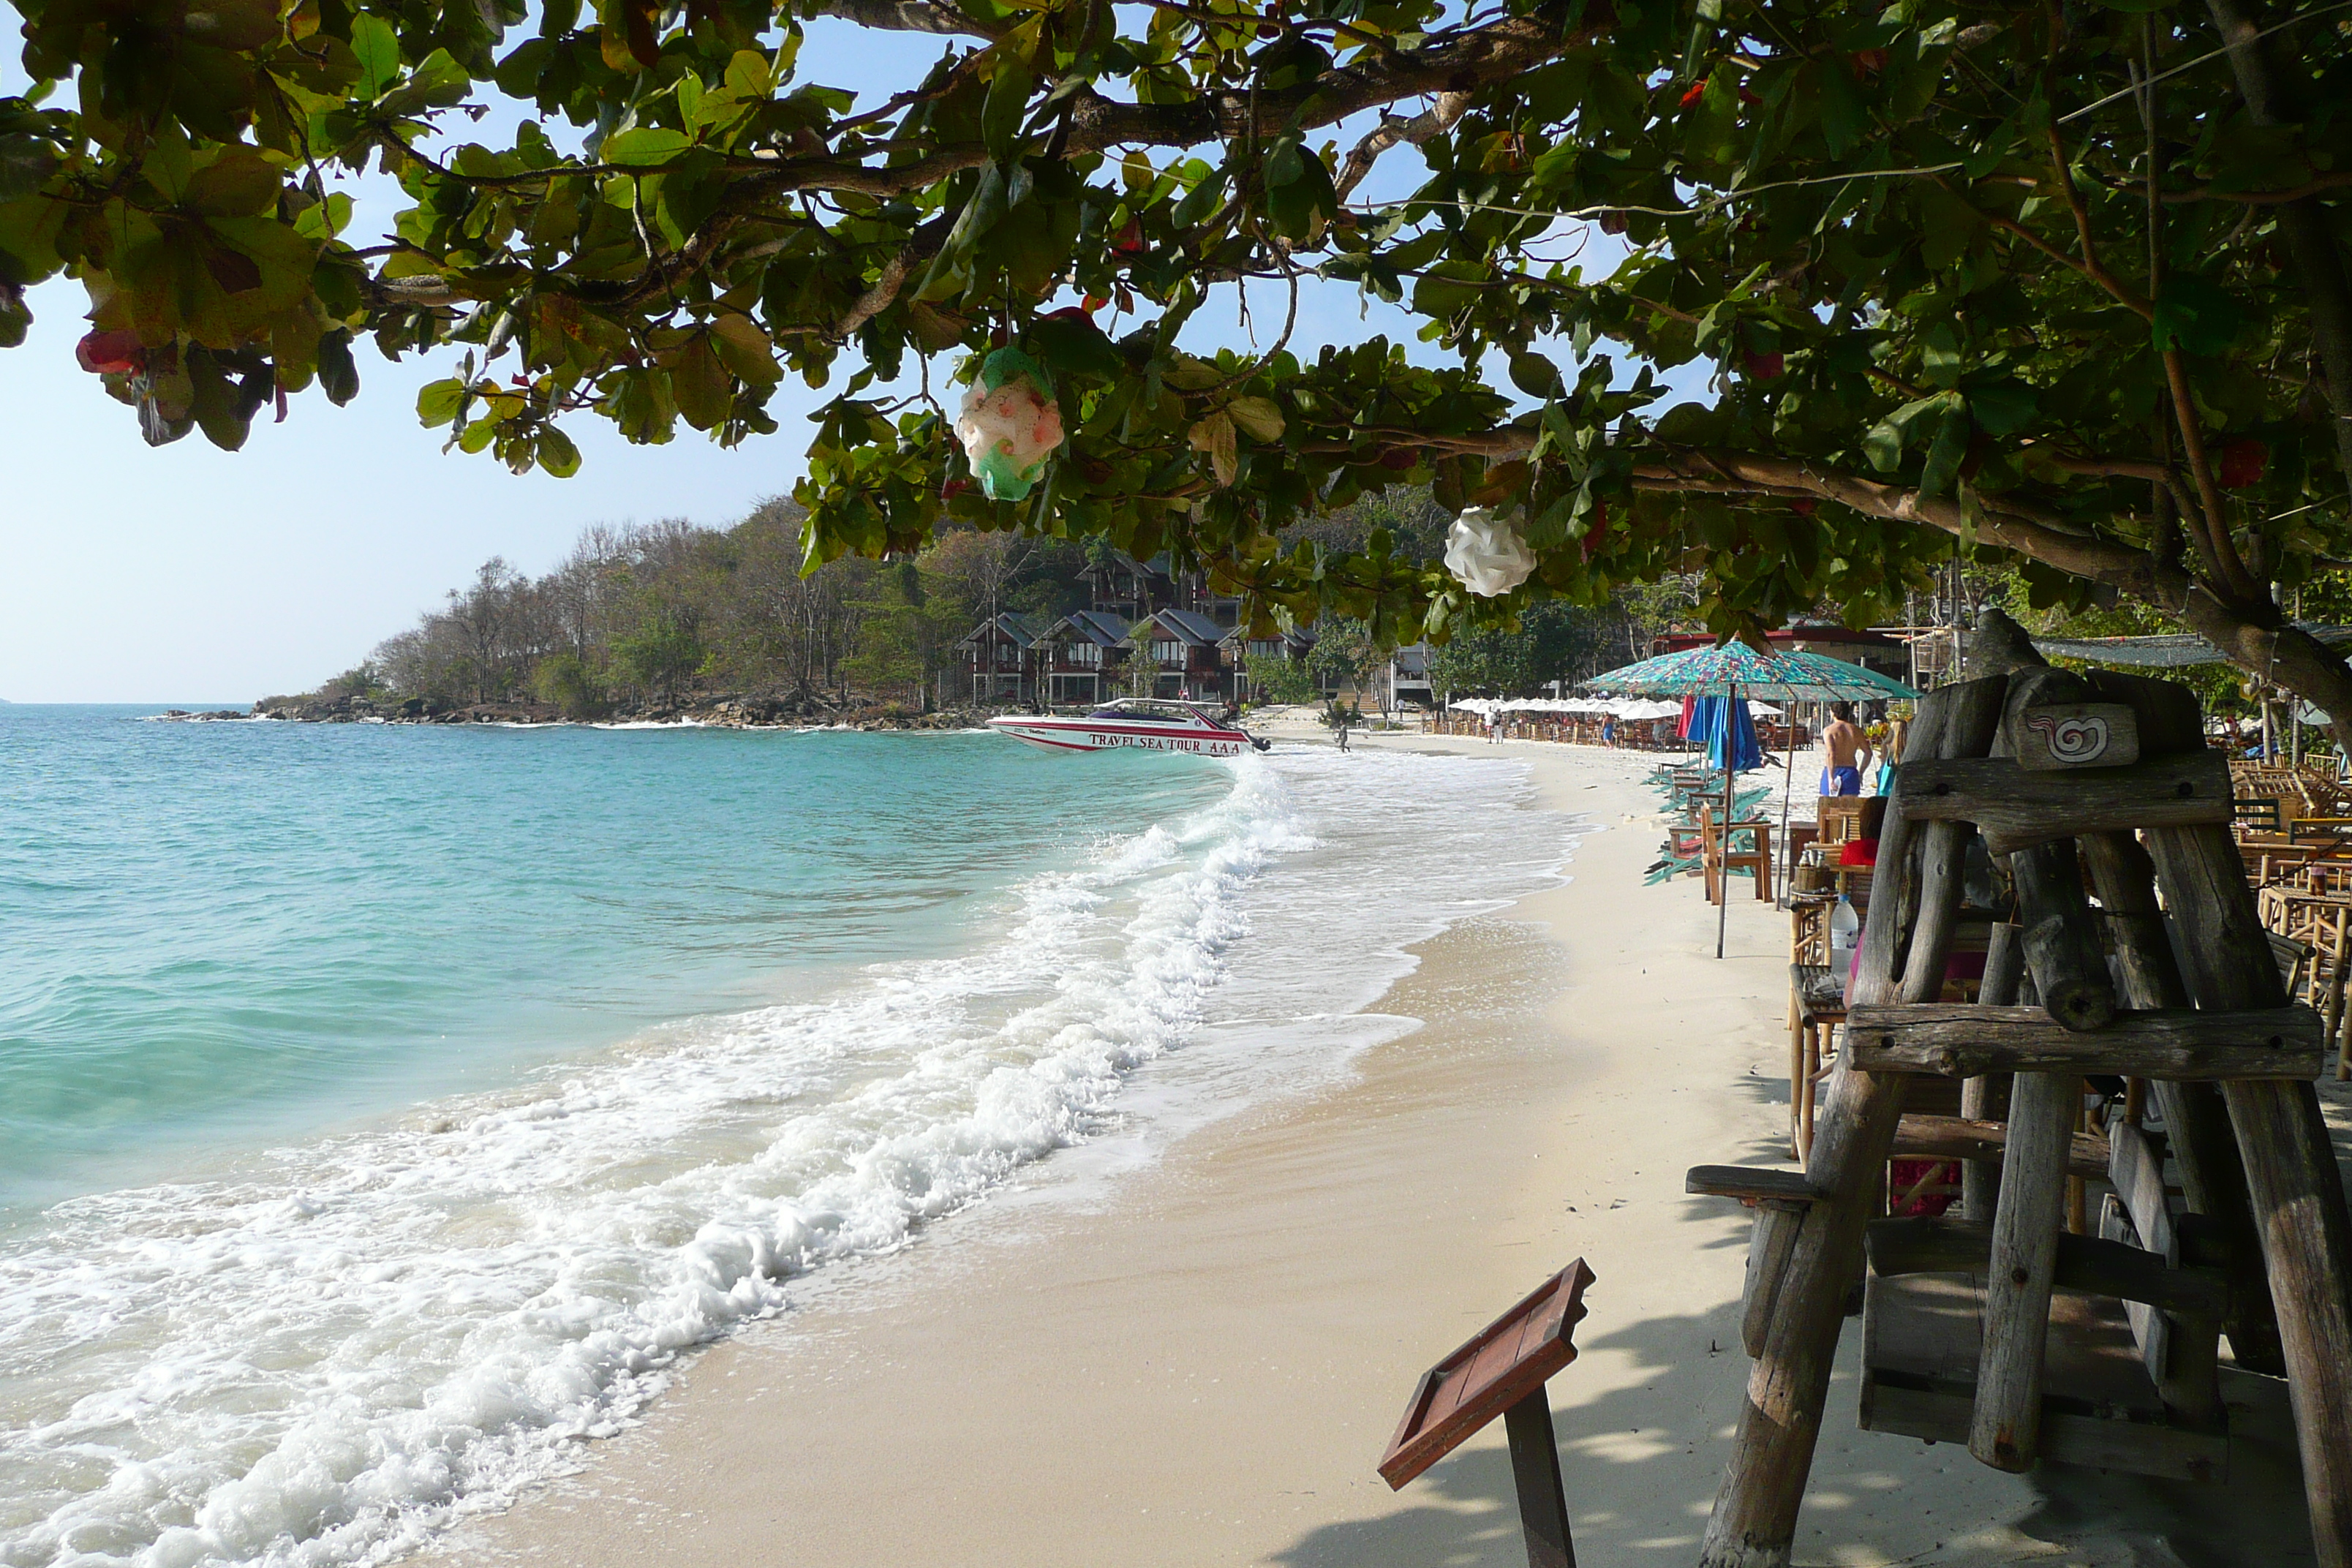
[1587,644,1921,957]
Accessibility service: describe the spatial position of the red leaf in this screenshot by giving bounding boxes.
[2218,438,2268,489]
[1599,210,1628,235]
[1378,448,1417,470]
[1679,81,1708,109]
[1744,350,1784,380]
[1852,48,1888,75]
[1111,218,1145,255]
[1790,497,1817,516]
[76,328,145,375]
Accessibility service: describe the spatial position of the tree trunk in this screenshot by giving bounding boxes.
[2202,0,2352,490]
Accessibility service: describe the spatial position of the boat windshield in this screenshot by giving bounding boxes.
[1087,701,1206,725]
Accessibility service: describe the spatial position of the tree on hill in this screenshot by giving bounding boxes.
[12,0,2352,728]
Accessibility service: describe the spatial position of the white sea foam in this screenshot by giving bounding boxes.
[0,747,1567,1568]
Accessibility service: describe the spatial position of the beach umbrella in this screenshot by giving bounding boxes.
[1587,644,1921,957]
[1584,642,1921,704]
[1689,694,1763,772]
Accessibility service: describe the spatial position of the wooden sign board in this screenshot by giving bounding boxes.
[2008,702,2139,771]
[1379,1259,1594,1489]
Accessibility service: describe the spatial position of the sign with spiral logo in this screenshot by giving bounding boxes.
[2015,704,2141,771]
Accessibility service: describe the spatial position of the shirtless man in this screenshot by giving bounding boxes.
[1821,703,1874,795]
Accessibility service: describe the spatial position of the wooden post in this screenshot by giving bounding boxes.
[2145,818,2352,1565]
[1504,1393,1577,1568]
[1968,1065,2075,1471]
[1699,676,2008,1568]
[2071,669,2287,1373]
[1962,923,2024,1222]
[2010,839,2117,1031]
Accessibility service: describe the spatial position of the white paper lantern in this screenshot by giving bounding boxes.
[954,347,1065,501]
[1444,507,1537,597]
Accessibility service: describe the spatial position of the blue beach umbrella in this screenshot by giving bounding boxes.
[1688,694,1764,774]
[1588,642,1920,957]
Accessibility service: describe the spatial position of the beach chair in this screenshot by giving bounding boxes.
[1700,803,1774,904]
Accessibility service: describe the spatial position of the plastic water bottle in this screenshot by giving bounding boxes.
[1828,894,1860,998]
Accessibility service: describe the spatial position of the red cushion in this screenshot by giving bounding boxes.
[1838,837,1879,867]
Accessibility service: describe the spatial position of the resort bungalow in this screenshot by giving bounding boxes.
[1039,610,1131,706]
[1219,625,1319,704]
[958,611,1052,704]
[1128,608,1235,702]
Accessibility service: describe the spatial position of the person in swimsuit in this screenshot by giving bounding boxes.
[1820,702,1873,795]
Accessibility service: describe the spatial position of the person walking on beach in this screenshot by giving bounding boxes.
[1820,702,1873,795]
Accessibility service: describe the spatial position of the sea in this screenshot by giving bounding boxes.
[0,706,1572,1568]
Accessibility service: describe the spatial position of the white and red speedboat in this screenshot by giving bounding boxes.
[987,698,1269,757]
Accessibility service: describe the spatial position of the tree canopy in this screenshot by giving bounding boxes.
[10,0,2352,720]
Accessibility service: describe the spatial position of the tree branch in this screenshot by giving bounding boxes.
[1335,91,1473,202]
[809,0,1000,38]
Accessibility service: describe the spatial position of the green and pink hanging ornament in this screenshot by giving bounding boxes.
[954,347,1066,501]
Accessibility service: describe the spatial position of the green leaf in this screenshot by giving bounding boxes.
[1027,312,1125,380]
[1226,396,1284,442]
[601,127,690,167]
[1967,379,2038,437]
[0,135,59,204]
[1188,410,1237,487]
[418,377,466,426]
[670,333,731,430]
[2152,275,2244,357]
[1817,64,1865,158]
[1921,322,1964,389]
[982,50,1035,162]
[1920,399,1971,497]
[183,148,280,216]
[351,13,401,99]
[708,312,781,386]
[1508,352,1561,399]
[536,425,581,476]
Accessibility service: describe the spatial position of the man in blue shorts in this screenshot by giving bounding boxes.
[1821,702,1872,795]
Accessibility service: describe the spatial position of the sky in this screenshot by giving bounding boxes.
[0,17,1634,703]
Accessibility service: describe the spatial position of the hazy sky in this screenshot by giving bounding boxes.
[0,21,1627,703]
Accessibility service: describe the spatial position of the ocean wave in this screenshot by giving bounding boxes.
[0,760,1322,1568]
[0,749,1562,1568]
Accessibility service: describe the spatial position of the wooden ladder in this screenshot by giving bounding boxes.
[1687,614,2352,1568]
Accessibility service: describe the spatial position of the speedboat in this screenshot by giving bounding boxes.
[987,698,1270,756]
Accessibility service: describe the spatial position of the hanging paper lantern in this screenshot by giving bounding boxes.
[954,347,1065,501]
[1443,507,1537,597]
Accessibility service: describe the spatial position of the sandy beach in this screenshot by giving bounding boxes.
[432,732,2325,1568]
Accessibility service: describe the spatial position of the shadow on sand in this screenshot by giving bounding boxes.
[1268,1098,2319,1568]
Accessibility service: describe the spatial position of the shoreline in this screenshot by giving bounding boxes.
[433,735,2315,1568]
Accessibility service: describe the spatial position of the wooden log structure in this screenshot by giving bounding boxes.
[1865,1216,2228,1318]
[1700,609,2352,1565]
[1970,1063,2076,1471]
[1897,751,2233,856]
[1961,923,2025,1221]
[1697,676,2008,1567]
[2077,675,2285,1374]
[1845,1003,2326,1079]
[1893,1113,2108,1180]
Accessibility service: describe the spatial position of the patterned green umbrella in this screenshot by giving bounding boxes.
[1588,643,1915,957]
[1585,643,1921,703]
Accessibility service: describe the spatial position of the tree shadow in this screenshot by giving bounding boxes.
[1267,1299,2313,1568]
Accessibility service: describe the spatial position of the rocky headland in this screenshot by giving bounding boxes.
[235,689,997,731]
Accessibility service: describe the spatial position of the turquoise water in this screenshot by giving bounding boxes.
[0,711,1564,1568]
[0,707,1223,1213]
